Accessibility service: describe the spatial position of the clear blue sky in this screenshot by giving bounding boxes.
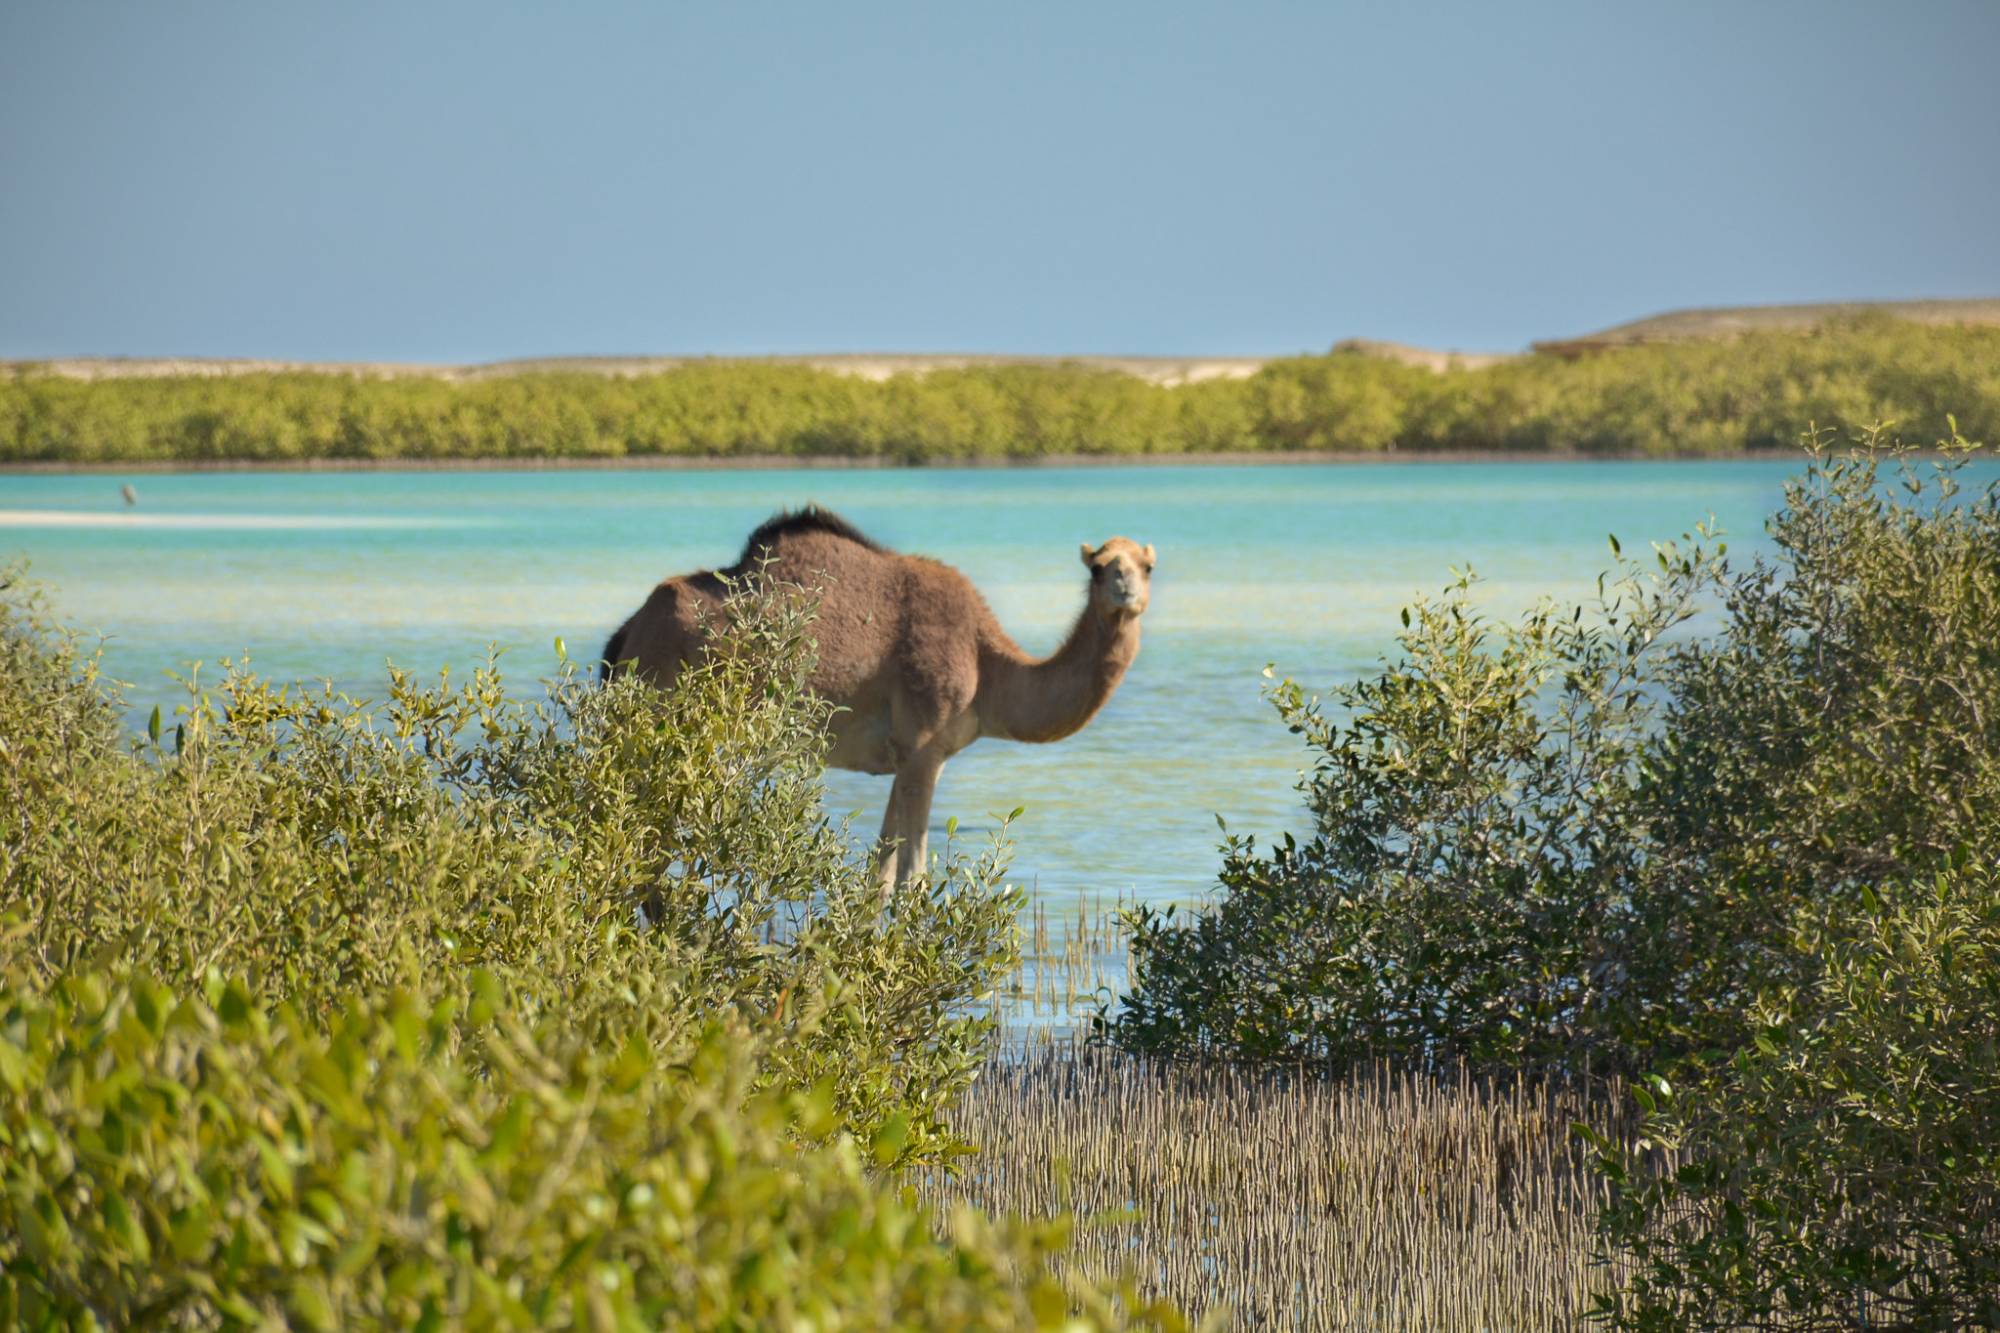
[3,1,1995,361]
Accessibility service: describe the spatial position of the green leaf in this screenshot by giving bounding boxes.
[869,1112,910,1166]
[1570,1121,1609,1151]
[170,1205,214,1261]
[103,1192,152,1262]
[290,1276,338,1331]
[0,1035,30,1092]
[216,980,255,1027]
[479,1097,530,1169]
[257,1135,297,1203]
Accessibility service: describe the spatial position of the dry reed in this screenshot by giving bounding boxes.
[1000,895,1138,1027]
[924,1038,1629,1330]
[960,902,1631,1328]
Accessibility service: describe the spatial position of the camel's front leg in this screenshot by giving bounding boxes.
[873,772,906,899]
[875,752,944,899]
[894,754,944,888]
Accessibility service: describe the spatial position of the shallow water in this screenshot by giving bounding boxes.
[0,459,1884,912]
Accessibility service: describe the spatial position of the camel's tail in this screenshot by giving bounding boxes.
[599,623,629,683]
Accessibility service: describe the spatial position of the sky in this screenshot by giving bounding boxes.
[2,1,1996,361]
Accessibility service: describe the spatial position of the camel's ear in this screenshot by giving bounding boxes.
[1080,541,1098,566]
[1142,544,1156,569]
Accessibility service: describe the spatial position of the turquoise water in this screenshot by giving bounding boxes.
[0,460,1863,910]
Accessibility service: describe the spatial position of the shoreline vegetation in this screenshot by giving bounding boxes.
[6,311,1998,466]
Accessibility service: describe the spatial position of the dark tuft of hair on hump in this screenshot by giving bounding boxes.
[737,506,887,564]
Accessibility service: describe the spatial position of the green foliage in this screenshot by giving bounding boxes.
[1591,864,2000,1330]
[4,320,1997,462]
[0,965,1181,1331]
[1,573,1017,1161]
[1104,424,2000,1323]
[1614,425,2000,1063]
[1107,427,2000,1079]
[1105,535,1713,1071]
[0,572,1187,1329]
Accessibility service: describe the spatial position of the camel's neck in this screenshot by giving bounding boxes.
[980,602,1142,743]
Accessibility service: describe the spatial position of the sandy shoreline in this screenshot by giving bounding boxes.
[0,449,1802,476]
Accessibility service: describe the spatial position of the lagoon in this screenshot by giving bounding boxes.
[2,459,1857,912]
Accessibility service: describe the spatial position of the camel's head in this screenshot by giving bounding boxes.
[1081,537,1155,618]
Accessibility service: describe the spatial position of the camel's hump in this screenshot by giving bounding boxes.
[738,506,888,564]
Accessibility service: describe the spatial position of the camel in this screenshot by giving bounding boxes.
[601,507,1154,892]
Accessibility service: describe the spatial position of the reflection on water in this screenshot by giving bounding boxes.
[3,459,1857,912]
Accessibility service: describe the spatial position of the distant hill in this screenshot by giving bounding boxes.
[1532,297,2000,357]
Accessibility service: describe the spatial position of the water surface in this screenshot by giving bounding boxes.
[3,460,1845,910]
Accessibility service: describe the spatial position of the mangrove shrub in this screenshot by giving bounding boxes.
[4,319,1997,462]
[1107,428,2000,1077]
[1104,426,2000,1325]
[1591,862,2000,1329]
[0,964,1182,1331]
[0,573,1182,1328]
[1,573,1018,1159]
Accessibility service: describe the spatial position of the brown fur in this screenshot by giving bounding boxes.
[604,507,1154,892]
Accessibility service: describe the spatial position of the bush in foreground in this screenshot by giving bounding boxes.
[0,965,1180,1331]
[1104,427,2000,1325]
[1,571,1013,1162]
[1108,429,2000,1078]
[1592,863,2000,1329]
[0,571,1185,1328]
